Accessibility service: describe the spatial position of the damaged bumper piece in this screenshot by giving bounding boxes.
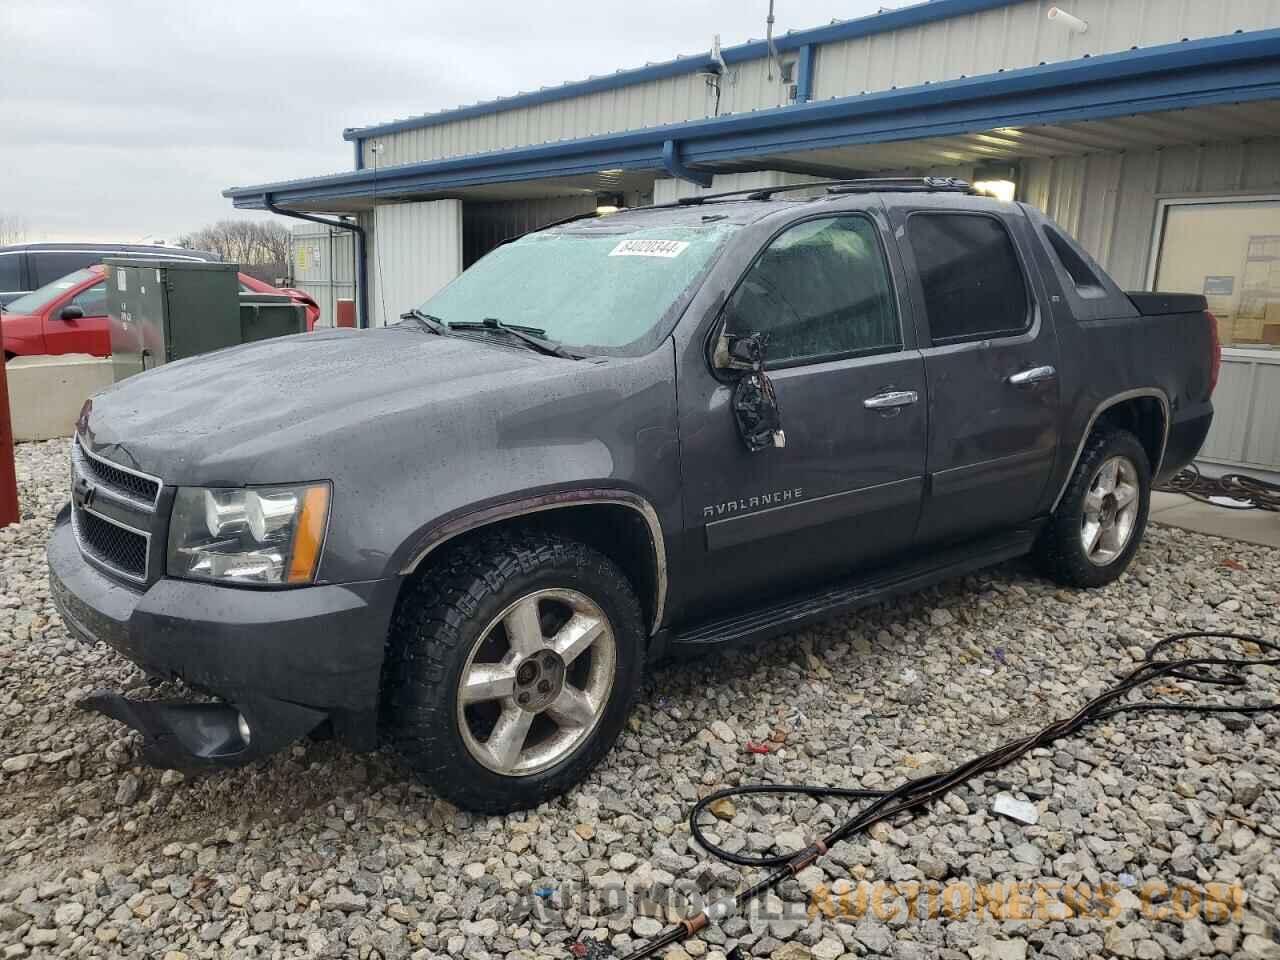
[47,506,399,769]
[77,690,328,771]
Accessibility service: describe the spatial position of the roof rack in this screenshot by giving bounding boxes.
[668,175,973,205]
[518,176,977,240]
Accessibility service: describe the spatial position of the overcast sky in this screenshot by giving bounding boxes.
[1,0,886,242]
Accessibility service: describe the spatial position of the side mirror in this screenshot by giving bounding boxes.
[712,330,765,371]
[59,304,84,322]
[714,330,786,452]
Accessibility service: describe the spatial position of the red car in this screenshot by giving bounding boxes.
[1,265,321,360]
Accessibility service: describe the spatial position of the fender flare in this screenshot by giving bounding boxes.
[397,488,668,634]
[1050,388,1170,513]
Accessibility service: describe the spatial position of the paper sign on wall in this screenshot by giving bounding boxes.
[609,239,689,258]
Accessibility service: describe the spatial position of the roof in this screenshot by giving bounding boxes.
[342,0,1020,142]
[224,29,1280,212]
[0,242,218,258]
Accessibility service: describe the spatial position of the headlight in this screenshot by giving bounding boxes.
[167,483,330,585]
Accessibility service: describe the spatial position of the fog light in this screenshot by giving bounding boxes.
[237,713,252,745]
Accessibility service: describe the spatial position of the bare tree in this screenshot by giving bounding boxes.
[0,214,27,245]
[177,219,291,268]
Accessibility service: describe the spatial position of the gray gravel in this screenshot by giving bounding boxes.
[2,437,1279,960]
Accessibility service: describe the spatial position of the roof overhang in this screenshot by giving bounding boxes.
[225,29,1280,214]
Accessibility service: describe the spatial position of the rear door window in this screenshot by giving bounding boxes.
[0,253,21,292]
[32,251,94,286]
[907,213,1030,344]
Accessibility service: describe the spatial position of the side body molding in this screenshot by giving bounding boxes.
[398,489,669,634]
[1050,388,1170,513]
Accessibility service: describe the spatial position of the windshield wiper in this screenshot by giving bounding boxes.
[449,317,576,359]
[399,308,449,335]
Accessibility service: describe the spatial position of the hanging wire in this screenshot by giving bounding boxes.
[612,631,1280,960]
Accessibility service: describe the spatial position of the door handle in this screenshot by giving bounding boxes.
[863,389,919,410]
[1007,365,1057,387]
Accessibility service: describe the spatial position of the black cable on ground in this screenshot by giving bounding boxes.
[607,631,1280,960]
[1157,463,1280,511]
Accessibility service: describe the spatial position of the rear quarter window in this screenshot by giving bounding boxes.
[908,213,1030,344]
[32,251,94,286]
[0,253,21,291]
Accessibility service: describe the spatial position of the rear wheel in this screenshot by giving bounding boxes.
[383,529,643,813]
[1034,427,1151,588]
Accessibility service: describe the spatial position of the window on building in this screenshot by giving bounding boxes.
[727,215,900,365]
[71,282,108,317]
[908,213,1030,344]
[1153,198,1280,349]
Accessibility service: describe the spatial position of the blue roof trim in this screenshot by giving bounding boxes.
[341,0,1019,141]
[226,30,1280,209]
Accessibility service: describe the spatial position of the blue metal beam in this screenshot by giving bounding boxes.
[661,140,714,188]
[225,31,1280,210]
[341,0,1018,142]
[795,45,815,104]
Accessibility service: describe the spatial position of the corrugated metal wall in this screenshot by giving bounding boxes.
[368,200,463,327]
[363,0,1280,168]
[811,0,1280,101]
[1200,350,1280,471]
[289,224,354,328]
[1022,137,1280,289]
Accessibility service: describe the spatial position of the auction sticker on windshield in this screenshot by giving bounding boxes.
[609,239,689,258]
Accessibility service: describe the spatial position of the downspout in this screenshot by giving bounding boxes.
[353,137,364,171]
[662,139,714,188]
[264,194,369,330]
[795,44,815,103]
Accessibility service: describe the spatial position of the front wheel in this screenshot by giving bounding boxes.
[1033,427,1151,588]
[383,530,643,813]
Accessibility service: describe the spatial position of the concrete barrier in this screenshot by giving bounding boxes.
[5,354,113,441]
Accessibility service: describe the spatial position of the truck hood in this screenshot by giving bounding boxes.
[82,325,579,482]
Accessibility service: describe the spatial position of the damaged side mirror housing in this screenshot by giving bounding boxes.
[713,328,785,453]
[712,329,763,371]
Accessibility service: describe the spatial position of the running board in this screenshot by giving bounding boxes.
[669,528,1038,652]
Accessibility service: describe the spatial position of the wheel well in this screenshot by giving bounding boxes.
[402,504,661,634]
[1095,396,1166,473]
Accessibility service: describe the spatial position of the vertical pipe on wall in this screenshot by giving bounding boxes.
[795,44,815,102]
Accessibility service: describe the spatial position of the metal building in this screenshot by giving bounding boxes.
[228,0,1280,473]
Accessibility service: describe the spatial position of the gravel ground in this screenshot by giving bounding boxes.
[1,437,1278,960]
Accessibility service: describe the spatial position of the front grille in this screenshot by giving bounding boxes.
[72,438,160,506]
[70,434,162,584]
[72,508,148,580]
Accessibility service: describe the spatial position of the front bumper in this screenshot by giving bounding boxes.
[48,506,400,769]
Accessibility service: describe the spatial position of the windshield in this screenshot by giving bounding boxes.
[417,221,740,354]
[5,268,97,314]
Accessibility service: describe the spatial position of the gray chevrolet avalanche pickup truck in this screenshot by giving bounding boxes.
[49,178,1218,812]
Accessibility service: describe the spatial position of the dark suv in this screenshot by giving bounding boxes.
[0,242,219,306]
[48,179,1218,812]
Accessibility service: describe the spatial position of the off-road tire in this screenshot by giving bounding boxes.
[1033,426,1151,588]
[382,529,643,813]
